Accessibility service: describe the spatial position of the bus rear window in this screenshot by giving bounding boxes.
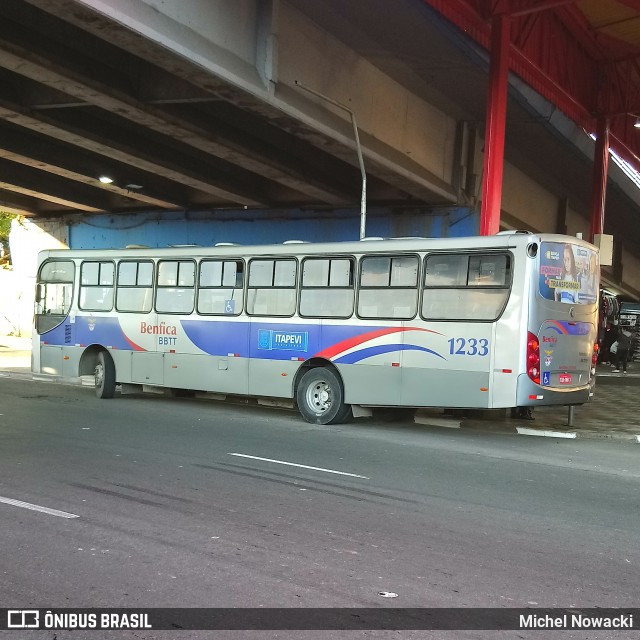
[539,242,598,305]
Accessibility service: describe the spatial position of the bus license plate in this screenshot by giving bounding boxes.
[559,373,572,384]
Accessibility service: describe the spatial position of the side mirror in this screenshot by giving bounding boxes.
[35,283,44,303]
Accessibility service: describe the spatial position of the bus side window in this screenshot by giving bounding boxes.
[156,260,195,314]
[198,259,244,315]
[468,254,508,286]
[424,254,468,286]
[116,260,154,313]
[247,258,297,316]
[79,261,115,311]
[299,257,354,318]
[422,253,511,321]
[357,255,418,320]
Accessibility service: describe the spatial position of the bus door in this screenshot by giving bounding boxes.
[34,258,75,376]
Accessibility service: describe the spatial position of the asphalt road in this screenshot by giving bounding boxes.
[0,376,638,640]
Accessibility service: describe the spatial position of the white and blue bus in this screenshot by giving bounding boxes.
[32,232,599,424]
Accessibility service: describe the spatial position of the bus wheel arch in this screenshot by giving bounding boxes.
[78,344,103,377]
[93,348,116,399]
[294,360,352,425]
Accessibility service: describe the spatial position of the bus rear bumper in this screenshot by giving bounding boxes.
[515,375,591,407]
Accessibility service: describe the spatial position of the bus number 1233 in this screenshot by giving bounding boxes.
[448,338,489,356]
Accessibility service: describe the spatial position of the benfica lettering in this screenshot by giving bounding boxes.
[140,322,177,335]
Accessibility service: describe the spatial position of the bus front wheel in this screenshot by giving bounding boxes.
[296,367,352,425]
[95,351,116,399]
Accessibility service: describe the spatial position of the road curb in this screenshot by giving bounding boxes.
[411,412,640,443]
[460,417,640,443]
[516,426,577,438]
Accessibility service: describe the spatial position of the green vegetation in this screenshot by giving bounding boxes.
[0,212,11,241]
[0,211,15,263]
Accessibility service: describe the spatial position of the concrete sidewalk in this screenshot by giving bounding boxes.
[414,367,640,442]
[0,335,31,371]
[1,337,639,443]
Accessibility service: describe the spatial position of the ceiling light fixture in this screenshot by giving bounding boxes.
[634,117,640,129]
[98,175,114,184]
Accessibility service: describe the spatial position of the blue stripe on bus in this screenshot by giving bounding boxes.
[181,319,250,356]
[545,320,592,336]
[40,315,141,351]
[333,344,446,364]
[181,320,406,360]
[41,316,447,365]
[77,316,144,350]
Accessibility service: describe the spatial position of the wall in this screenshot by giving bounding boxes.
[67,206,478,249]
[10,218,69,275]
[0,218,68,337]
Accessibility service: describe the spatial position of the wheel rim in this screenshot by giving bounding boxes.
[306,379,332,414]
[95,362,104,388]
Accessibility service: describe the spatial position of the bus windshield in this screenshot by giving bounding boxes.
[539,241,599,305]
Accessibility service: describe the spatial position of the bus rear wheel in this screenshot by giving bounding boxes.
[95,351,116,399]
[296,367,352,425]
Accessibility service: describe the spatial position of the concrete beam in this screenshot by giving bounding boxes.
[0,156,123,212]
[0,99,266,207]
[0,17,350,205]
[0,191,39,216]
[0,125,185,210]
[0,183,100,212]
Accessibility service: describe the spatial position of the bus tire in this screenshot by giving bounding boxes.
[296,367,352,425]
[95,350,116,399]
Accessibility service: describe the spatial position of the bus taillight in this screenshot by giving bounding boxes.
[592,342,599,373]
[527,331,540,384]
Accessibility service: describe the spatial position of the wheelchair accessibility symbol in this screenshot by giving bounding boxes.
[542,371,550,385]
[224,300,235,314]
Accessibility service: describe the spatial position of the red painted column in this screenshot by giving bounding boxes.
[589,116,610,242]
[480,12,511,236]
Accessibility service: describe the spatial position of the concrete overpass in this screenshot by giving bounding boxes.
[2,0,640,297]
